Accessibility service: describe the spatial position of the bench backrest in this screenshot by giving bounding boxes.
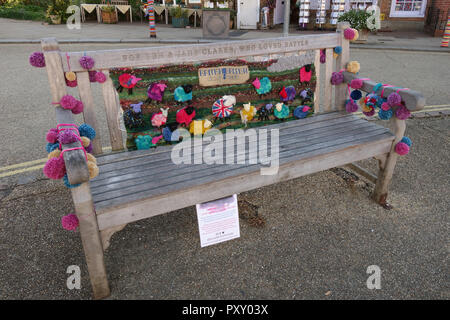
[42,22,352,161]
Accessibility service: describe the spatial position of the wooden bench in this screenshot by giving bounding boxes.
[40,22,425,299]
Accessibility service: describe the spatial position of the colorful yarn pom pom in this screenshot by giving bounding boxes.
[387,92,402,107]
[78,124,96,140]
[347,61,360,74]
[350,89,362,101]
[351,29,359,41]
[95,71,107,83]
[29,52,45,68]
[43,157,66,180]
[60,95,79,110]
[47,149,61,160]
[79,55,95,69]
[46,128,58,143]
[58,130,77,144]
[81,136,91,148]
[334,46,342,54]
[401,136,412,147]
[65,78,78,87]
[86,142,93,154]
[87,161,99,179]
[61,214,79,231]
[72,100,84,115]
[88,70,97,83]
[46,142,60,153]
[378,108,393,120]
[395,142,410,155]
[331,72,344,85]
[63,174,81,189]
[362,107,375,117]
[395,104,411,120]
[381,102,391,111]
[350,78,363,89]
[345,99,358,113]
[320,50,326,64]
[344,28,355,40]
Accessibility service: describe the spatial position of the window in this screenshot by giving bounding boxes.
[390,0,427,18]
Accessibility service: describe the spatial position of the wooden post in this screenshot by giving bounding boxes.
[313,49,321,113]
[323,48,333,112]
[335,21,350,111]
[148,0,156,38]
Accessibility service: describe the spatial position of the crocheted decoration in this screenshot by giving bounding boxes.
[381,102,391,111]
[279,86,296,102]
[350,89,362,101]
[63,174,81,189]
[331,72,344,85]
[334,46,342,54]
[29,52,45,68]
[87,161,99,179]
[347,61,360,74]
[395,142,410,155]
[344,28,355,40]
[147,82,167,102]
[79,56,95,69]
[162,123,180,143]
[293,105,310,119]
[378,108,393,120]
[88,70,97,83]
[59,95,79,110]
[117,74,142,95]
[274,103,289,119]
[65,78,78,87]
[254,77,272,95]
[61,214,79,231]
[46,142,60,153]
[189,119,212,135]
[240,103,257,126]
[350,78,364,89]
[72,100,84,115]
[81,136,91,148]
[46,128,58,143]
[320,49,326,63]
[345,99,358,113]
[351,29,359,41]
[151,107,169,128]
[78,124,96,140]
[65,71,76,82]
[174,85,193,103]
[43,157,66,180]
[87,153,97,164]
[387,92,402,107]
[212,96,235,119]
[401,136,412,147]
[176,105,196,125]
[58,130,77,144]
[299,65,312,83]
[85,143,93,154]
[48,149,61,160]
[95,71,107,83]
[395,104,411,120]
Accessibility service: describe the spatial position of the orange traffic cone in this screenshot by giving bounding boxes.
[441,15,450,47]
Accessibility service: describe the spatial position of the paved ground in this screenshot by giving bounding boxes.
[0,117,448,299]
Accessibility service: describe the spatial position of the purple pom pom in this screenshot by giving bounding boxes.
[62,214,79,231]
[29,52,45,68]
[72,100,84,115]
[344,28,355,40]
[43,157,66,180]
[79,56,95,70]
[46,128,58,143]
[345,99,358,113]
[320,50,326,64]
[95,71,107,83]
[89,70,97,83]
[395,142,410,155]
[387,92,402,107]
[58,130,77,144]
[86,142,93,153]
[331,72,344,85]
[395,105,411,120]
[350,79,363,89]
[60,95,78,110]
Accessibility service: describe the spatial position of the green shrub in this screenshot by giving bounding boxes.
[338,9,375,31]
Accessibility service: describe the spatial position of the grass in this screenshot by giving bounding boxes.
[0,5,46,21]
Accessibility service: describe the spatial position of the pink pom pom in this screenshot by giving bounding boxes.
[58,130,77,144]
[344,28,355,40]
[61,214,79,231]
[331,72,344,85]
[395,104,411,120]
[381,102,391,111]
[46,128,58,143]
[395,142,410,155]
[387,92,402,107]
[60,95,78,110]
[65,78,78,87]
[79,56,95,69]
[345,99,358,113]
[72,100,84,115]
[43,157,66,180]
[350,79,363,89]
[29,52,45,68]
[95,71,107,83]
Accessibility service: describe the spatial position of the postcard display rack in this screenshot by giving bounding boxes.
[298,0,311,27]
[315,0,327,27]
[330,0,346,25]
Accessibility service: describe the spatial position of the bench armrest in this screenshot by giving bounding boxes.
[342,72,426,112]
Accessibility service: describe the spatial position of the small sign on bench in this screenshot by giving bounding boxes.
[196,194,240,247]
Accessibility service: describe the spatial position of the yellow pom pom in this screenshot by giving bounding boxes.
[333,52,339,59]
[351,28,359,41]
[87,161,99,179]
[87,153,96,164]
[65,71,77,81]
[347,61,360,74]
[48,149,61,160]
[81,136,90,148]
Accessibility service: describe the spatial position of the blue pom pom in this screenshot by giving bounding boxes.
[350,90,362,100]
[63,174,81,189]
[334,46,342,54]
[401,136,412,147]
[378,109,393,120]
[46,142,59,153]
[79,124,96,140]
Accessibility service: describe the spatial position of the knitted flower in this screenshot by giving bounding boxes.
[378,108,393,120]
[79,55,95,69]
[395,105,411,120]
[347,61,360,74]
[350,78,364,89]
[344,28,355,40]
[95,71,107,83]
[395,142,410,155]
[61,214,79,231]
[345,99,358,113]
[79,124,96,140]
[29,52,45,68]
[63,174,81,189]
[331,72,344,85]
[60,95,79,110]
[46,128,58,143]
[43,157,66,180]
[401,136,412,147]
[387,92,402,107]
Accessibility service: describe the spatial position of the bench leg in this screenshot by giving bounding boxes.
[72,183,110,299]
[372,118,406,209]
[101,224,127,251]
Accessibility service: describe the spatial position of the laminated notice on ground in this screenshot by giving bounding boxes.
[196,194,240,247]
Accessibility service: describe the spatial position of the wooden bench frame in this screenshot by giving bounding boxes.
[41,22,425,299]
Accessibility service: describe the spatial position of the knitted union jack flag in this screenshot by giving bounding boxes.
[212,99,233,118]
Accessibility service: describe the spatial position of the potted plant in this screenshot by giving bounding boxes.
[202,0,231,39]
[337,9,376,43]
[170,6,188,28]
[101,5,117,24]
